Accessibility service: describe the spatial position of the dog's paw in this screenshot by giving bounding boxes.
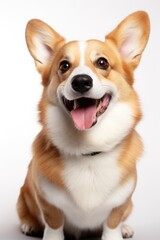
[21,223,43,238]
[21,223,33,235]
[121,224,134,239]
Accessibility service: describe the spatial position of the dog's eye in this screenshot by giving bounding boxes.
[59,60,71,74]
[95,57,109,70]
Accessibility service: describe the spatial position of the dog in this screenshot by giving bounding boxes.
[17,11,150,240]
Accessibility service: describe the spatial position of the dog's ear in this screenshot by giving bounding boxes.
[105,11,150,69]
[25,19,65,73]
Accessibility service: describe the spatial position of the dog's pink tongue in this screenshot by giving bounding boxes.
[71,105,96,130]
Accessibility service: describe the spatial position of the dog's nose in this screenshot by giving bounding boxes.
[71,74,93,94]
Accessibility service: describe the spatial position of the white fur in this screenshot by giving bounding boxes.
[121,224,134,238]
[102,224,123,240]
[79,41,86,65]
[120,27,141,61]
[21,224,33,235]
[33,36,51,65]
[43,224,64,240]
[46,101,134,156]
[40,147,135,230]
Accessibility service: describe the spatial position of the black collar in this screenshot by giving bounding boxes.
[82,151,102,157]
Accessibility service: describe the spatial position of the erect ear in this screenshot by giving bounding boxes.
[25,19,65,73]
[105,11,150,69]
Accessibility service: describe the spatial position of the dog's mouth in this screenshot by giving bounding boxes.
[62,94,111,130]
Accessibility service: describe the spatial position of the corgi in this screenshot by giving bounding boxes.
[17,11,150,240]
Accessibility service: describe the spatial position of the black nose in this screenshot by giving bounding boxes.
[71,74,93,94]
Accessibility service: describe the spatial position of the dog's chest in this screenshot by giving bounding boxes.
[40,149,135,229]
[41,149,123,210]
[62,151,122,211]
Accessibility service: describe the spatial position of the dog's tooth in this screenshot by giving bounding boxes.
[73,100,77,110]
[74,100,80,109]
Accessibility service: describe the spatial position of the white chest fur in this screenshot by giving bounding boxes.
[62,149,121,211]
[46,102,134,156]
[40,148,135,229]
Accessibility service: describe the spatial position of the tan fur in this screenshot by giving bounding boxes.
[107,198,133,229]
[17,11,150,239]
[38,193,64,230]
[119,131,143,183]
[17,164,44,235]
[32,131,65,188]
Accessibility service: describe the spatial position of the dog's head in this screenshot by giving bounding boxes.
[26,11,150,154]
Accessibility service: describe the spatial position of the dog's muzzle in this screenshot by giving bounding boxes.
[61,74,112,131]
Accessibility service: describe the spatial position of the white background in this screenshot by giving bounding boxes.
[0,0,160,239]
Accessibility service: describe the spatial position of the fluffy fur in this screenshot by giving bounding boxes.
[17,11,150,240]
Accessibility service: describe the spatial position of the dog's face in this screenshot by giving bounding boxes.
[49,40,119,130]
[25,11,150,154]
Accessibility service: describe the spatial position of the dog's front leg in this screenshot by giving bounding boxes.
[39,195,64,240]
[102,199,133,240]
[102,224,123,240]
[43,224,64,240]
